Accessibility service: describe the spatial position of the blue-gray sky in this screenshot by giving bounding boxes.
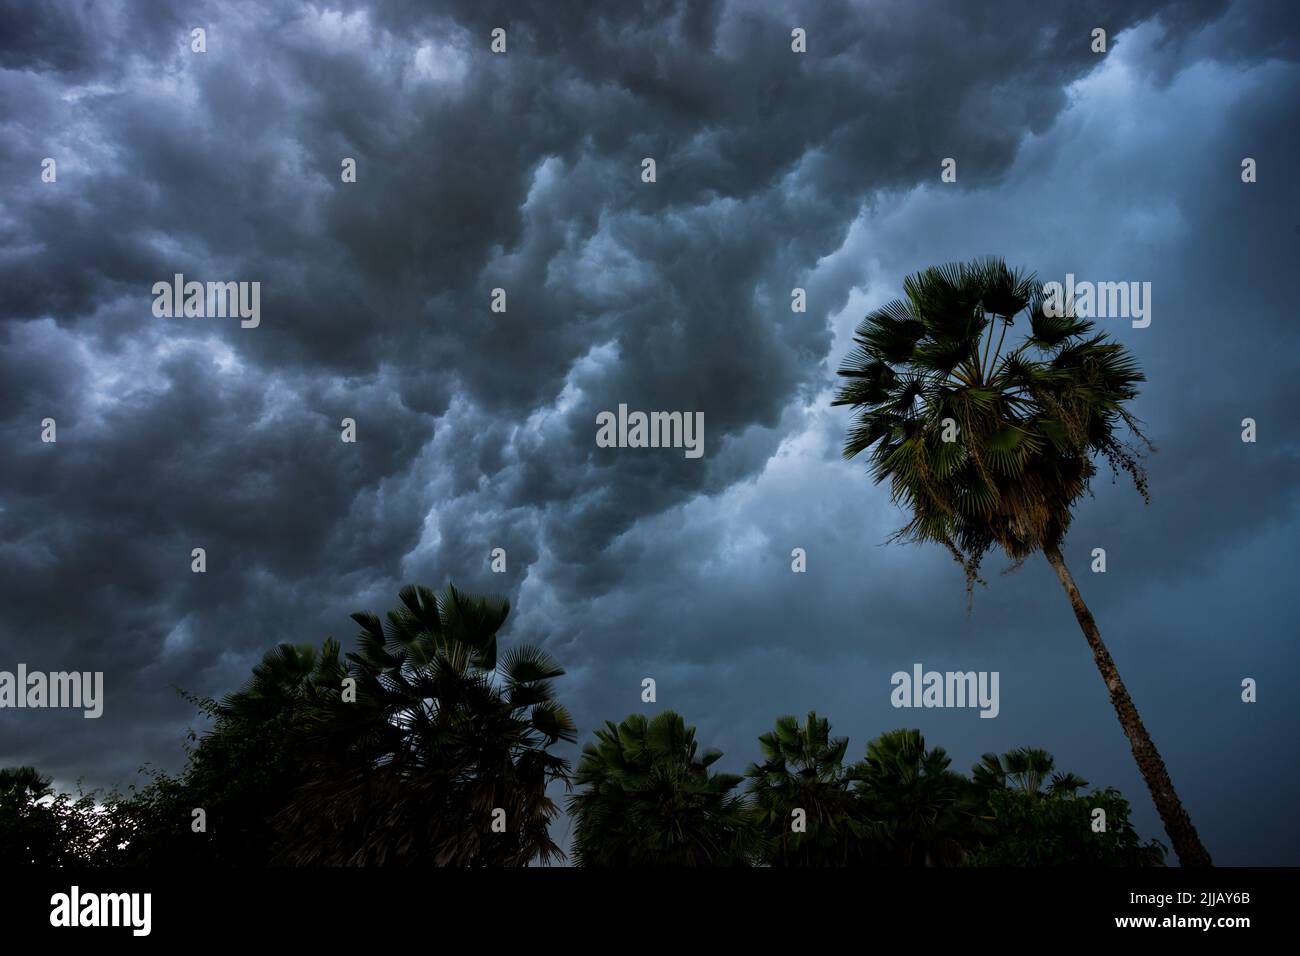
[1,0,1297,864]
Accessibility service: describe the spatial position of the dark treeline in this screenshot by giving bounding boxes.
[1,585,1163,867]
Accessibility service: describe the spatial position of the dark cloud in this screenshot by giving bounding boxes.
[1,0,1297,862]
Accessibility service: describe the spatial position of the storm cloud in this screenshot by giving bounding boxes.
[1,0,1297,863]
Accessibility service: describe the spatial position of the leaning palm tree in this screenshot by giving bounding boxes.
[832,257,1211,865]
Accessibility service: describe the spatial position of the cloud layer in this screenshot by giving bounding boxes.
[2,0,1297,863]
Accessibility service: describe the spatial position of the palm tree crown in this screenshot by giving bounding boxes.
[833,256,1150,590]
[851,728,972,866]
[746,712,864,865]
[278,584,576,866]
[569,711,759,867]
[973,747,1088,797]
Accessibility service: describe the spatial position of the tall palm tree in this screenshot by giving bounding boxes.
[850,728,974,865]
[832,257,1211,865]
[745,712,866,865]
[278,584,576,866]
[569,711,760,866]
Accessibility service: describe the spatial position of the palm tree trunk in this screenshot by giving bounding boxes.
[1043,544,1212,867]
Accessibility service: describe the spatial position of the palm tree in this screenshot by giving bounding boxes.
[850,729,974,865]
[968,747,1166,865]
[568,711,760,866]
[745,712,867,865]
[217,639,347,722]
[973,747,1088,797]
[832,257,1211,865]
[0,766,53,800]
[278,584,576,866]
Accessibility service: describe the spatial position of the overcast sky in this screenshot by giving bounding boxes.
[2,0,1297,865]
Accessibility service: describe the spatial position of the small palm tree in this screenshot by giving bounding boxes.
[833,257,1210,865]
[745,712,867,865]
[0,767,100,865]
[569,711,760,866]
[0,766,53,801]
[851,728,974,865]
[217,640,346,722]
[973,747,1088,797]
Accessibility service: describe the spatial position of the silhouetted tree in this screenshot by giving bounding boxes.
[745,712,866,865]
[569,711,760,866]
[275,584,575,866]
[834,257,1209,865]
[850,729,976,865]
